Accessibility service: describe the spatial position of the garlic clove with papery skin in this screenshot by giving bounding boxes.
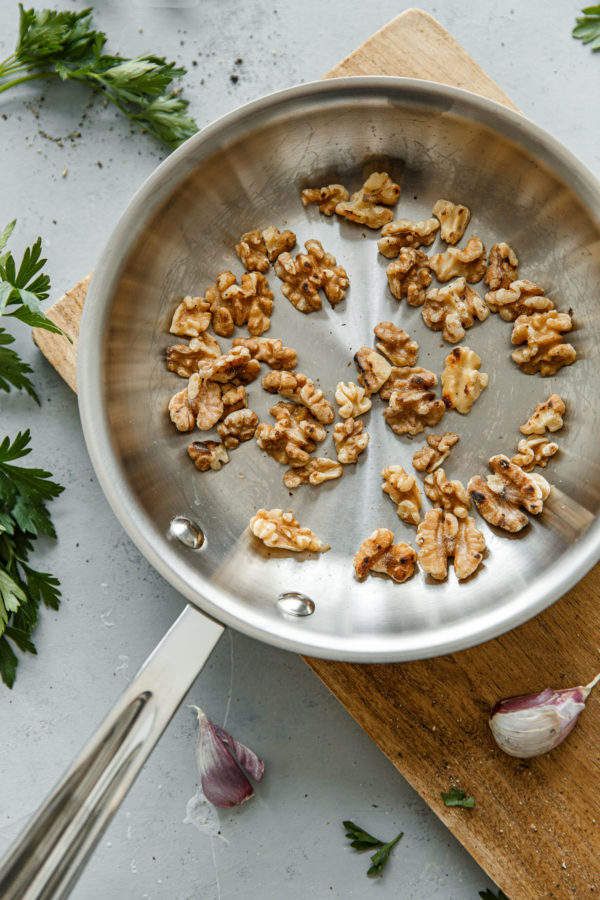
[489,672,600,759]
[191,705,264,808]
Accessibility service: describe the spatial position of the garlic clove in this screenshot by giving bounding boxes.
[489,672,600,759]
[191,706,264,808]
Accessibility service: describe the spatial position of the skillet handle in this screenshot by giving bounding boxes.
[0,603,224,900]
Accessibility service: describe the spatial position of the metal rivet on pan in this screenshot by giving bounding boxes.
[169,516,204,549]
[276,592,315,617]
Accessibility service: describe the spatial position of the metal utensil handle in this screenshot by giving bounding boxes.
[0,603,224,900]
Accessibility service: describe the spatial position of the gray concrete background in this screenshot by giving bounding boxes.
[1,1,598,898]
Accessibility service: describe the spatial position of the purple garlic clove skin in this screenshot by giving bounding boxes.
[489,672,600,759]
[192,706,264,808]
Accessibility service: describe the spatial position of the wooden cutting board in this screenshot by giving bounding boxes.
[33,10,600,899]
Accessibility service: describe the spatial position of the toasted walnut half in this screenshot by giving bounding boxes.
[423,469,471,518]
[188,440,229,471]
[262,371,335,424]
[232,336,297,370]
[354,347,392,394]
[386,248,433,306]
[274,239,349,313]
[374,321,419,366]
[468,454,551,532]
[416,510,485,580]
[221,271,274,336]
[441,346,488,415]
[197,346,256,384]
[188,375,224,430]
[334,381,372,418]
[484,279,554,322]
[484,242,519,290]
[381,466,422,526]
[250,508,330,552]
[168,387,196,432]
[166,333,222,377]
[520,394,565,435]
[511,436,559,472]
[377,218,439,258]
[301,184,349,216]
[283,458,343,488]
[432,199,471,244]
[216,409,258,449]
[221,384,247,417]
[256,402,326,467]
[205,271,238,338]
[381,368,445,436]
[412,432,460,473]
[169,295,212,337]
[353,528,416,583]
[333,418,370,464]
[335,172,401,229]
[429,237,486,283]
[235,230,270,273]
[262,226,296,262]
[422,277,489,343]
[511,310,576,376]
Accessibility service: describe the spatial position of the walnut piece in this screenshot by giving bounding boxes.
[235,230,270,273]
[261,226,296,262]
[377,218,439,258]
[216,409,258,448]
[416,510,485,580]
[250,508,330,552]
[333,418,370,464]
[301,184,349,216]
[197,346,259,384]
[334,381,372,418]
[374,321,419,366]
[520,394,565,435]
[221,384,247,417]
[232,336,297,369]
[169,295,212,337]
[484,279,554,322]
[354,347,392,394]
[168,387,196,432]
[189,375,224,430]
[255,402,326,467]
[386,248,432,306]
[381,466,422,526]
[188,440,229,471]
[441,346,488,415]
[422,277,489,343]
[381,367,445,436]
[166,334,222,377]
[353,528,416,583]
[412,432,460,473]
[429,237,486,283]
[205,271,238,338]
[468,454,551,532]
[222,271,274,336]
[485,242,519,290]
[511,310,576,376]
[432,199,471,244]
[511,436,559,472]
[274,239,349,313]
[335,172,401,229]
[262,371,335,423]
[283,457,343,488]
[423,469,471,518]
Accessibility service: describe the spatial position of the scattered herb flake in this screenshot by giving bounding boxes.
[343,820,403,878]
[441,785,475,808]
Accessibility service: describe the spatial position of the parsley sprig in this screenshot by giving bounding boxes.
[573,5,600,50]
[343,820,403,878]
[0,5,199,149]
[441,785,475,808]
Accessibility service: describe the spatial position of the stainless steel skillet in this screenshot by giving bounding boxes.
[2,76,600,898]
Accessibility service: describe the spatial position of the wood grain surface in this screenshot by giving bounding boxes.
[31,9,600,899]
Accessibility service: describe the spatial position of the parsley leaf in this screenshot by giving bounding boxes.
[343,820,403,878]
[573,5,600,50]
[479,890,509,900]
[0,5,198,149]
[0,329,38,402]
[441,785,475,808]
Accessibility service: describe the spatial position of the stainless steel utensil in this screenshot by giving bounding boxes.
[2,76,600,898]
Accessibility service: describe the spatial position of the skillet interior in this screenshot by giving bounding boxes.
[78,78,600,660]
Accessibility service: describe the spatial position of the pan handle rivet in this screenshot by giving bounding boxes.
[276,592,315,617]
[169,516,204,549]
